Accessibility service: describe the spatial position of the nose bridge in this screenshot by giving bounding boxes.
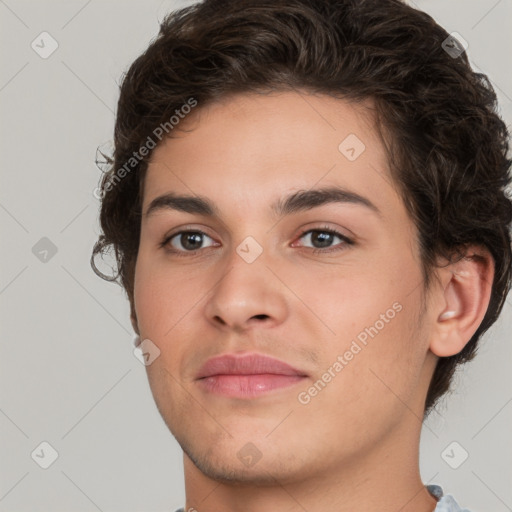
[204,239,288,329]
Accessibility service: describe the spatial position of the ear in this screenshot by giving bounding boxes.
[429,245,495,357]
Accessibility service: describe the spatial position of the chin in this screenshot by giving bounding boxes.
[181,433,315,486]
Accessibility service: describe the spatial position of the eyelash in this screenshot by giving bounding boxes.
[159,225,354,258]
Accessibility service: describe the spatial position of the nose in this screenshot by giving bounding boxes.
[203,250,289,332]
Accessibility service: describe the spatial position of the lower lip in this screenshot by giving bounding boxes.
[197,374,307,398]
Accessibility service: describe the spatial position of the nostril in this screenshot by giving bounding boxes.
[214,315,227,325]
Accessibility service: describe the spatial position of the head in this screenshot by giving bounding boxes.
[92,0,511,485]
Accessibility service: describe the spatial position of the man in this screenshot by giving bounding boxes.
[91,0,511,510]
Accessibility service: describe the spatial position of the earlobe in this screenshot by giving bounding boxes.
[429,247,494,358]
[432,282,464,356]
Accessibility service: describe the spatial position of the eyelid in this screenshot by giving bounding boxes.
[160,225,218,251]
[291,225,354,251]
[161,224,216,241]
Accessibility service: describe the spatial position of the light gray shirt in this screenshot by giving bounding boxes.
[427,484,471,511]
[174,484,470,511]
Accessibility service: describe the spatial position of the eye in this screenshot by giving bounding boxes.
[160,225,354,257]
[160,230,217,255]
[293,226,354,254]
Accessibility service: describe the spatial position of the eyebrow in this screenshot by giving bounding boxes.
[144,186,382,220]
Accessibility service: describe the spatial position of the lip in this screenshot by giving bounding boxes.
[195,353,308,398]
[196,353,306,379]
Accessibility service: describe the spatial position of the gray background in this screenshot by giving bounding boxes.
[0,1,511,511]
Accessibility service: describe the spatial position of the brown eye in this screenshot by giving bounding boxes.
[161,230,216,254]
[295,227,354,253]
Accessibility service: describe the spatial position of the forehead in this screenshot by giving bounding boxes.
[143,90,400,221]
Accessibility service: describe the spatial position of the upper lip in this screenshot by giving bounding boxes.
[196,353,307,379]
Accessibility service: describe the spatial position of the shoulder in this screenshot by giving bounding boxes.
[174,488,472,512]
[427,484,472,512]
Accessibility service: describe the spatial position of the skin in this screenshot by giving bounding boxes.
[130,90,494,512]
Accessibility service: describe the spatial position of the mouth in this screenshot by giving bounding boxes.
[195,353,309,399]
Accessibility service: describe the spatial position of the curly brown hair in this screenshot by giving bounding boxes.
[91,0,512,417]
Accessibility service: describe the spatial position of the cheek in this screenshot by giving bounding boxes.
[133,254,187,339]
[299,258,426,396]
[133,257,192,400]
[292,264,405,344]
[299,303,425,447]
[132,254,215,387]
[344,296,425,413]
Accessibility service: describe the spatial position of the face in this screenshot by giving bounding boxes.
[133,90,437,485]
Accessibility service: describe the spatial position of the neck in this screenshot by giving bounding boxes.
[181,416,438,512]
